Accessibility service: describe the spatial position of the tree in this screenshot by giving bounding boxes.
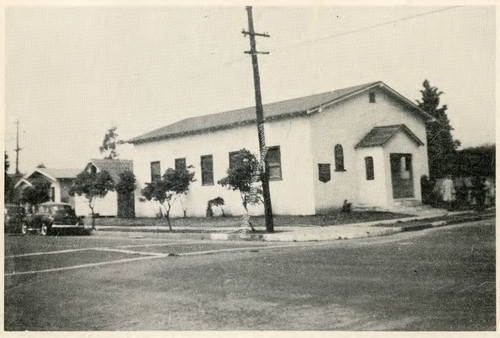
[115,170,136,218]
[69,170,115,230]
[454,145,495,177]
[99,126,121,159]
[4,152,15,203]
[141,166,195,231]
[5,152,9,174]
[206,197,225,217]
[36,163,46,168]
[417,80,460,179]
[218,149,262,232]
[20,177,51,208]
[115,170,136,195]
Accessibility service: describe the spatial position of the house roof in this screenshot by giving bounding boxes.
[18,167,80,183]
[13,168,79,188]
[128,81,434,144]
[355,124,424,149]
[88,159,133,183]
[14,178,33,189]
[35,168,81,180]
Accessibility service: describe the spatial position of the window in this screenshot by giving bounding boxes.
[201,155,214,185]
[229,151,239,169]
[175,158,186,172]
[365,157,374,180]
[150,161,161,182]
[265,146,282,180]
[334,144,345,171]
[90,165,97,174]
[369,91,376,103]
[400,155,412,179]
[50,187,55,201]
[318,163,331,183]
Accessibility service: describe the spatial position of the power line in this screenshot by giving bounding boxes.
[174,7,461,83]
[187,7,460,81]
[270,6,460,53]
[187,56,248,80]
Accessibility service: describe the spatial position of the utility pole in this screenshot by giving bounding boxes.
[15,120,22,174]
[242,6,274,233]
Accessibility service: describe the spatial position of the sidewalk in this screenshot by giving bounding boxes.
[92,209,495,242]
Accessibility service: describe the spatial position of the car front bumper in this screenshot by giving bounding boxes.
[51,224,85,229]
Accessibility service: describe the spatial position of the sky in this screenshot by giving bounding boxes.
[4,5,496,174]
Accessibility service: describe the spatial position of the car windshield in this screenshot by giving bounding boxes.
[37,205,73,213]
[52,205,72,212]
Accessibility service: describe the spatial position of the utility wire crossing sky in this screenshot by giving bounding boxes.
[5,6,495,173]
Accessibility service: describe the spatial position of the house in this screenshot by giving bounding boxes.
[128,81,434,218]
[14,168,81,206]
[74,159,135,218]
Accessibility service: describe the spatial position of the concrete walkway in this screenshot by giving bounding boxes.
[92,209,492,242]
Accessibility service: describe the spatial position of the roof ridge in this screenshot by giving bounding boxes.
[131,81,382,140]
[90,158,132,162]
[373,124,404,128]
[129,80,432,144]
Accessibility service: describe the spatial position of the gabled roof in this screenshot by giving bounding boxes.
[87,159,133,183]
[128,81,433,144]
[14,178,33,189]
[35,168,81,180]
[17,168,80,185]
[355,124,424,149]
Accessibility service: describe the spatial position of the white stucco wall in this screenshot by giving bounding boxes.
[356,147,388,207]
[309,85,429,212]
[133,115,316,217]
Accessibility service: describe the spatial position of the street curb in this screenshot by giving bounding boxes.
[91,212,494,242]
[399,213,494,233]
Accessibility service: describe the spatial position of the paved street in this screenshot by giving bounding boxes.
[4,218,495,331]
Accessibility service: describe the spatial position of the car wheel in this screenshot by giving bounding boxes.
[40,224,50,236]
[21,223,28,235]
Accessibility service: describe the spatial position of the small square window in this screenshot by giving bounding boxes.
[334,144,345,172]
[201,155,214,186]
[175,158,186,171]
[369,92,376,103]
[150,161,161,182]
[229,151,239,169]
[266,146,282,181]
[365,156,374,180]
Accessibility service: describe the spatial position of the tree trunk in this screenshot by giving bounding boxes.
[241,202,255,233]
[166,210,172,231]
[88,201,96,230]
[165,203,172,231]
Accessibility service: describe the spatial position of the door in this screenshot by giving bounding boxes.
[390,153,414,198]
[117,191,135,218]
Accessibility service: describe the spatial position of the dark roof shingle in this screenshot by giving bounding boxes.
[128,81,431,144]
[129,82,384,143]
[89,159,133,183]
[355,124,424,148]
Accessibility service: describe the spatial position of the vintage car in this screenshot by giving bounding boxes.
[4,204,26,233]
[22,202,87,236]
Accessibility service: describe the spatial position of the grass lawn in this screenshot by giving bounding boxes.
[94,211,411,228]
